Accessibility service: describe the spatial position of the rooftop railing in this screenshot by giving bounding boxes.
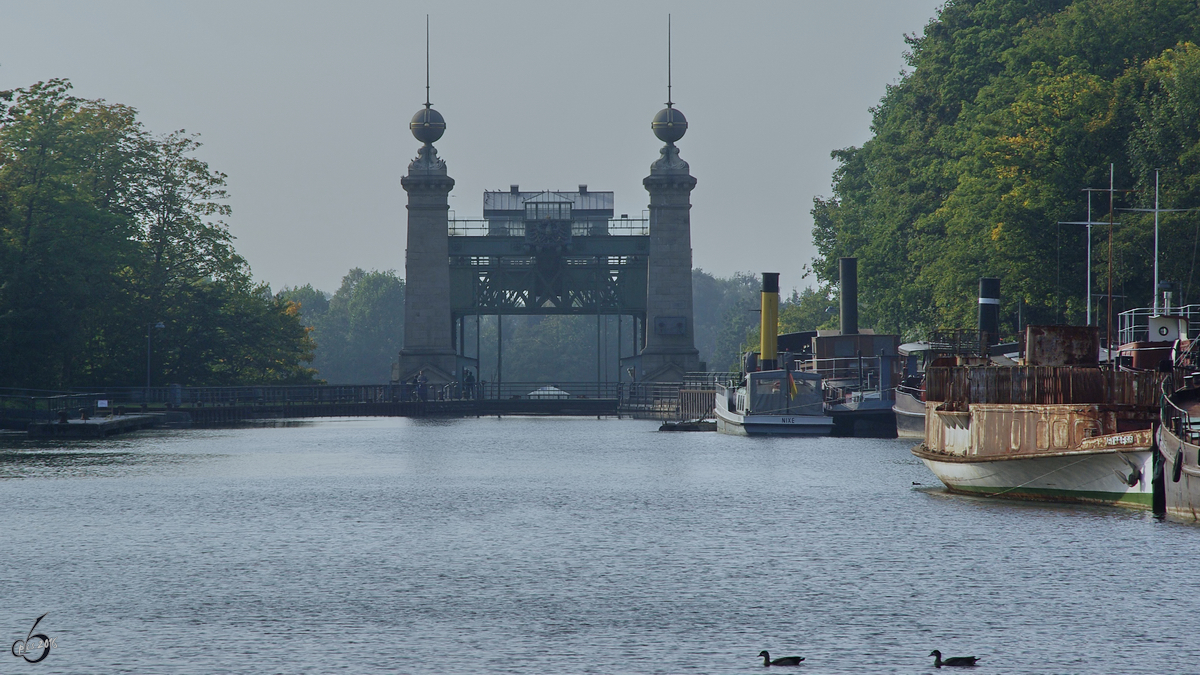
[449,216,649,237]
[1118,304,1200,345]
[925,366,1165,407]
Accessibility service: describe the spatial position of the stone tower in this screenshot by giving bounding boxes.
[398,99,457,383]
[638,100,700,382]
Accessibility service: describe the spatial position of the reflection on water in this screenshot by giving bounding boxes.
[0,450,142,478]
[0,417,1197,674]
[0,431,218,479]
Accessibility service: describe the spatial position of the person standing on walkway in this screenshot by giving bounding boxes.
[463,369,476,400]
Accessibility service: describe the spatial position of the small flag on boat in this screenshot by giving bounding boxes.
[787,369,798,399]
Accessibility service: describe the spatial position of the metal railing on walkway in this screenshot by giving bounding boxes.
[1119,304,1200,345]
[0,380,728,427]
[448,217,649,237]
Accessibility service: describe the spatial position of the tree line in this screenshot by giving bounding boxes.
[812,0,1200,339]
[280,270,405,384]
[0,80,316,389]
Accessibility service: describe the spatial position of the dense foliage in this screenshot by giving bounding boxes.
[813,0,1200,338]
[0,80,316,389]
[282,269,405,384]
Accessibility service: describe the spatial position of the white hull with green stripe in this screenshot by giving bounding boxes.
[913,441,1154,508]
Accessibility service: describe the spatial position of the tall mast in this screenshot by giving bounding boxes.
[1154,170,1160,313]
[1116,173,1200,315]
[1107,163,1114,364]
[1086,191,1092,326]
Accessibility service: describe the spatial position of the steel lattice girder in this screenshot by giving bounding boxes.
[449,235,648,316]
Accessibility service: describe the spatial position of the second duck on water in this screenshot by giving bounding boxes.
[930,650,979,667]
[758,650,804,666]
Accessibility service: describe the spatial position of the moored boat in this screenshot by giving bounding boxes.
[1115,292,1200,519]
[715,272,833,436]
[915,424,1154,506]
[893,378,927,439]
[914,325,1163,508]
[714,369,831,436]
[814,258,900,438]
[1156,339,1200,519]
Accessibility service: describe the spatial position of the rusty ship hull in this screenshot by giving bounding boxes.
[912,335,1163,509]
[915,427,1153,507]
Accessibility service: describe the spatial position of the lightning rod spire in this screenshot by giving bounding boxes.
[667,14,673,108]
[425,14,431,108]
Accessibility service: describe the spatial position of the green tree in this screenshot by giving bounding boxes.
[812,0,1200,337]
[283,269,404,383]
[0,80,140,386]
[693,269,760,370]
[0,80,316,388]
[1127,43,1200,302]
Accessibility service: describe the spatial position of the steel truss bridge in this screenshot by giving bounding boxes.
[447,215,650,379]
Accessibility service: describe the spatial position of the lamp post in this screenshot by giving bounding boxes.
[146,321,164,395]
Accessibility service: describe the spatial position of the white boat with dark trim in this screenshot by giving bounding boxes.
[1110,294,1200,518]
[913,324,1162,508]
[714,271,833,436]
[1156,337,1200,520]
[915,427,1154,506]
[895,341,934,439]
[714,369,831,436]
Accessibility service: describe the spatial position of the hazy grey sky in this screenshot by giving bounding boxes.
[2,1,940,294]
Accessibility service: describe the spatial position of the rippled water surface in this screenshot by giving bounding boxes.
[2,417,1199,674]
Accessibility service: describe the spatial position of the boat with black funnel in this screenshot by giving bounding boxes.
[809,258,901,437]
[913,320,1162,508]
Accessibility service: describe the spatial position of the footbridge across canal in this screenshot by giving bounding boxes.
[1,380,721,432]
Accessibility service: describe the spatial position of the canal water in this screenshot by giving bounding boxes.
[1,417,1198,674]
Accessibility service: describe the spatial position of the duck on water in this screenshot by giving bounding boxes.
[758,651,804,666]
[930,650,979,667]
